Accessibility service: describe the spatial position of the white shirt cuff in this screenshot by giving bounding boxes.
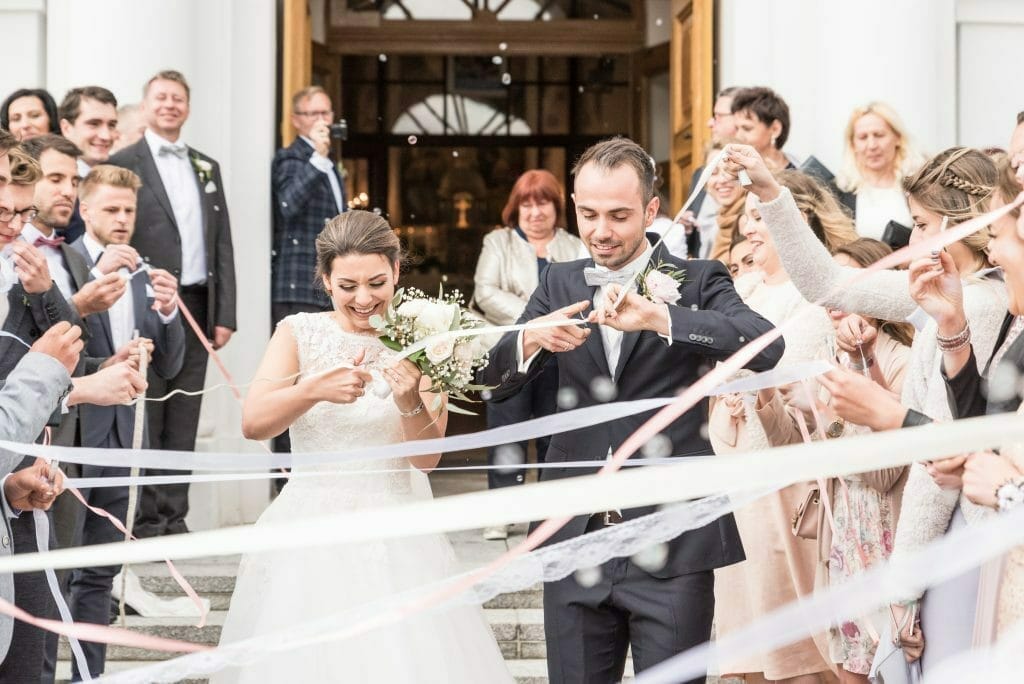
[658,304,673,346]
[60,394,71,415]
[158,307,179,324]
[308,152,333,173]
[516,330,543,373]
[1,474,21,518]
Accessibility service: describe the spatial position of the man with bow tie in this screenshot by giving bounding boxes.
[482,137,785,684]
[109,70,236,538]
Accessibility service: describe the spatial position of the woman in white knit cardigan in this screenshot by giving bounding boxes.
[720,144,1008,674]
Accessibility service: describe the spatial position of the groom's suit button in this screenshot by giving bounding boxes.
[688,334,697,341]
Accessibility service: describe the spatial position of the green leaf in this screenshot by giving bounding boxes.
[379,337,403,351]
[430,395,443,412]
[446,403,478,416]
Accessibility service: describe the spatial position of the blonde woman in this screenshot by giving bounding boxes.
[836,103,924,240]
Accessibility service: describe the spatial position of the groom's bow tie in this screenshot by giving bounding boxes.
[159,144,188,159]
[583,267,636,288]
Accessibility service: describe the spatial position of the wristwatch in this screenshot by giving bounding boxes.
[995,476,1024,512]
[826,417,846,439]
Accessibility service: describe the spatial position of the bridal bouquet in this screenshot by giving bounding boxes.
[369,287,493,414]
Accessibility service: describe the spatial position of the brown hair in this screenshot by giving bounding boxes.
[58,86,117,124]
[572,136,656,203]
[903,147,996,272]
[9,146,42,186]
[730,86,790,149]
[144,70,191,99]
[79,165,141,201]
[833,238,916,347]
[315,211,404,287]
[502,170,565,228]
[20,133,82,161]
[775,170,858,253]
[0,128,17,155]
[291,85,329,112]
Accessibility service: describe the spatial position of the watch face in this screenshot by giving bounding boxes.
[826,419,845,439]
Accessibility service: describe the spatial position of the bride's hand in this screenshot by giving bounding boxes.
[383,359,424,414]
[308,349,373,404]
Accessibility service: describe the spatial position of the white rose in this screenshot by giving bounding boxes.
[453,342,473,365]
[425,338,455,365]
[644,269,682,305]
[415,302,456,335]
[470,333,495,359]
[397,298,428,318]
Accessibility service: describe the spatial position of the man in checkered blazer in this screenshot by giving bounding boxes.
[270,86,348,456]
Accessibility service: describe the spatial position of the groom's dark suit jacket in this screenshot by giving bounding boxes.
[483,239,785,577]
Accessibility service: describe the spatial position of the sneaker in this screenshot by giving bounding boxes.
[482,525,509,541]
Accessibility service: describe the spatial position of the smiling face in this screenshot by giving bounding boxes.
[574,161,657,269]
[34,149,79,231]
[852,112,899,177]
[985,196,1024,315]
[734,110,781,157]
[7,96,51,141]
[143,78,190,140]
[906,196,975,272]
[740,192,781,275]
[323,253,400,332]
[60,97,117,166]
[81,184,136,246]
[707,152,743,206]
[728,237,755,278]
[517,197,557,241]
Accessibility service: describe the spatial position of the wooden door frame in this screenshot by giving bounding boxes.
[632,42,670,155]
[669,0,714,212]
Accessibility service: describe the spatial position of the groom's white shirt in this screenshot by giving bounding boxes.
[516,240,670,373]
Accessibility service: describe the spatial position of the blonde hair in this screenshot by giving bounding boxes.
[775,170,859,253]
[837,102,923,192]
[8,146,42,186]
[79,165,142,201]
[903,147,996,272]
[292,85,329,112]
[992,151,1023,221]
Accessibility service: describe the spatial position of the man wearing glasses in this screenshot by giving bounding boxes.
[268,86,348,458]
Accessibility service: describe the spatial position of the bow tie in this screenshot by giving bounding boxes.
[34,235,65,248]
[583,267,638,288]
[159,144,188,159]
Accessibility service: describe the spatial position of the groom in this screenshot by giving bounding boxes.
[483,137,785,683]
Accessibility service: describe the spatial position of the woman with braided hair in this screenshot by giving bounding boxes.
[720,144,1013,676]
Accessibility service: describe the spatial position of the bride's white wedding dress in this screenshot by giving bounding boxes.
[212,312,512,683]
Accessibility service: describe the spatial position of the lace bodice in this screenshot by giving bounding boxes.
[282,313,413,494]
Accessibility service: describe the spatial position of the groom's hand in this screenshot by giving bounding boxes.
[590,285,669,335]
[522,301,592,358]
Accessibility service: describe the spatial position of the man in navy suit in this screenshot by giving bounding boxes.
[269,86,347,456]
[66,165,184,679]
[482,137,784,684]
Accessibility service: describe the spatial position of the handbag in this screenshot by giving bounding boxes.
[790,484,821,540]
[869,605,922,684]
[881,220,913,250]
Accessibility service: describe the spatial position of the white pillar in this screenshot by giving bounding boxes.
[0,0,47,98]
[45,0,276,528]
[716,0,957,171]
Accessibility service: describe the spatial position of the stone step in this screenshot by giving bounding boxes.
[58,608,546,662]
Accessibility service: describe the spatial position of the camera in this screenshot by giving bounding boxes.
[329,119,348,141]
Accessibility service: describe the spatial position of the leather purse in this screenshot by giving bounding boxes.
[791,485,821,540]
[881,220,913,250]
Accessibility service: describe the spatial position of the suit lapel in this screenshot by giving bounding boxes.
[188,147,216,270]
[59,243,90,291]
[613,239,672,381]
[137,143,179,230]
[72,241,115,350]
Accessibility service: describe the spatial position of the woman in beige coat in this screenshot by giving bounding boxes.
[472,169,583,540]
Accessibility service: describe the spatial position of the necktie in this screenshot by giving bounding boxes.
[159,144,188,159]
[34,235,65,248]
[582,267,639,287]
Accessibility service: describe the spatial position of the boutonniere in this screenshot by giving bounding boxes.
[189,153,217,193]
[638,261,686,306]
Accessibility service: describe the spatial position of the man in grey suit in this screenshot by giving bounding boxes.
[109,70,235,537]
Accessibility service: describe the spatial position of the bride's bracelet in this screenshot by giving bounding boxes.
[399,400,425,418]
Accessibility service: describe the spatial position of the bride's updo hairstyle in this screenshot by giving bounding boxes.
[903,147,996,270]
[314,211,405,288]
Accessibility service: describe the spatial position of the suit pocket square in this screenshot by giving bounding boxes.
[204,181,217,194]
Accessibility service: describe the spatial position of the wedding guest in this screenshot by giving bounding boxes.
[59,85,119,243]
[67,165,183,679]
[1,89,60,141]
[1009,111,1024,183]
[270,86,347,460]
[111,103,146,155]
[819,239,913,683]
[699,143,747,263]
[727,229,755,278]
[725,144,1008,674]
[684,87,743,251]
[110,70,236,537]
[472,169,582,541]
[731,86,795,171]
[709,170,857,683]
[905,152,1024,641]
[835,103,923,240]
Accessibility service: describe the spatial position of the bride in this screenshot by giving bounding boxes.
[212,212,512,682]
